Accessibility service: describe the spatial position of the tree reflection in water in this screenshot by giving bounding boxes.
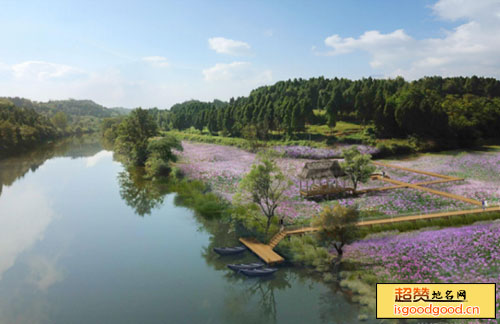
[0,135,102,198]
[117,168,166,217]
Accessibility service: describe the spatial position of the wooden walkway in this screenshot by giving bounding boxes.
[372,161,461,180]
[239,161,495,264]
[240,207,500,264]
[378,176,482,206]
[239,237,285,264]
[357,178,463,194]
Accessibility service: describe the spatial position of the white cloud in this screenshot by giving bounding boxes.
[142,56,170,68]
[202,61,250,81]
[432,0,500,21]
[208,37,251,56]
[319,0,500,79]
[200,61,272,102]
[11,61,85,81]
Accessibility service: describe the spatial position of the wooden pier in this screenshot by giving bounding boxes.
[240,207,500,264]
[239,237,285,264]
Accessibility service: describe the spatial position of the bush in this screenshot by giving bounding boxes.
[145,156,171,178]
[171,179,229,219]
[277,235,333,272]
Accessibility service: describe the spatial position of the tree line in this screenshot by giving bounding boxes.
[0,99,61,152]
[0,97,131,153]
[162,76,500,143]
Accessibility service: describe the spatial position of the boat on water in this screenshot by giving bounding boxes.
[213,246,246,255]
[239,268,278,277]
[227,262,264,271]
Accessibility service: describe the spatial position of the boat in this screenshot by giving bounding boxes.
[213,246,246,255]
[227,262,264,271]
[239,268,278,277]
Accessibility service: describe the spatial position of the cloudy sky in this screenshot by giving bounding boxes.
[0,0,499,108]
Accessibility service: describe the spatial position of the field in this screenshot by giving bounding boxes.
[343,221,500,322]
[176,142,500,222]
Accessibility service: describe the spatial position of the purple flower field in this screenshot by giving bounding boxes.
[177,142,500,221]
[344,221,500,321]
[274,144,379,159]
[382,152,500,205]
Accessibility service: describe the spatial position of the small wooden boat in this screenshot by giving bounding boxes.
[227,262,264,271]
[239,268,278,277]
[213,246,246,255]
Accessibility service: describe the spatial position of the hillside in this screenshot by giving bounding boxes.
[2,97,129,118]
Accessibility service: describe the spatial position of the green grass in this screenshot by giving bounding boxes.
[165,130,333,149]
[305,121,366,136]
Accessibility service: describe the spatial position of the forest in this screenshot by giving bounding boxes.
[163,76,500,146]
[0,98,129,152]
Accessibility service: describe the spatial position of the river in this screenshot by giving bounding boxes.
[0,137,373,324]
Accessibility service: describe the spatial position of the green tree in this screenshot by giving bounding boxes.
[237,154,291,234]
[145,136,183,178]
[50,111,68,130]
[340,146,376,192]
[115,108,157,166]
[326,87,341,131]
[313,204,359,258]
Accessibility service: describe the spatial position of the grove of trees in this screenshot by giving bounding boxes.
[163,76,500,144]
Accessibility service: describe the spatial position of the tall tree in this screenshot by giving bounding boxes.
[326,87,342,131]
[237,154,291,233]
[340,146,376,192]
[115,108,158,166]
[313,204,360,258]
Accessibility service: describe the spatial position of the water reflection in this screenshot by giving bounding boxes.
[0,185,55,281]
[0,135,102,197]
[0,138,372,323]
[117,168,165,216]
[25,254,64,291]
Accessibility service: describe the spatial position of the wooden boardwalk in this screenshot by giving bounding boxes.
[378,177,482,206]
[240,207,500,264]
[372,161,461,180]
[239,161,495,264]
[357,206,500,226]
[239,237,285,264]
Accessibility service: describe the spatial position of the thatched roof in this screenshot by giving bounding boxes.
[299,160,345,179]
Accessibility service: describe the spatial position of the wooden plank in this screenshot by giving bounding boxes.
[239,237,284,264]
[379,177,482,206]
[357,178,464,194]
[373,161,461,180]
[240,207,500,263]
[358,207,500,226]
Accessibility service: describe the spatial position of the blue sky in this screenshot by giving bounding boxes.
[0,0,499,108]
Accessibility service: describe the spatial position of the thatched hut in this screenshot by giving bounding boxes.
[299,160,349,197]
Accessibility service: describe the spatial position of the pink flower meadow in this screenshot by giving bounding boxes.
[177,142,500,222]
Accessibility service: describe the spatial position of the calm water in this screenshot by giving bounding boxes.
[0,137,371,324]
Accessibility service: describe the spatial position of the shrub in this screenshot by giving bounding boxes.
[145,156,171,178]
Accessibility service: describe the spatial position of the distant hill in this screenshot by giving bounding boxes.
[2,97,129,118]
